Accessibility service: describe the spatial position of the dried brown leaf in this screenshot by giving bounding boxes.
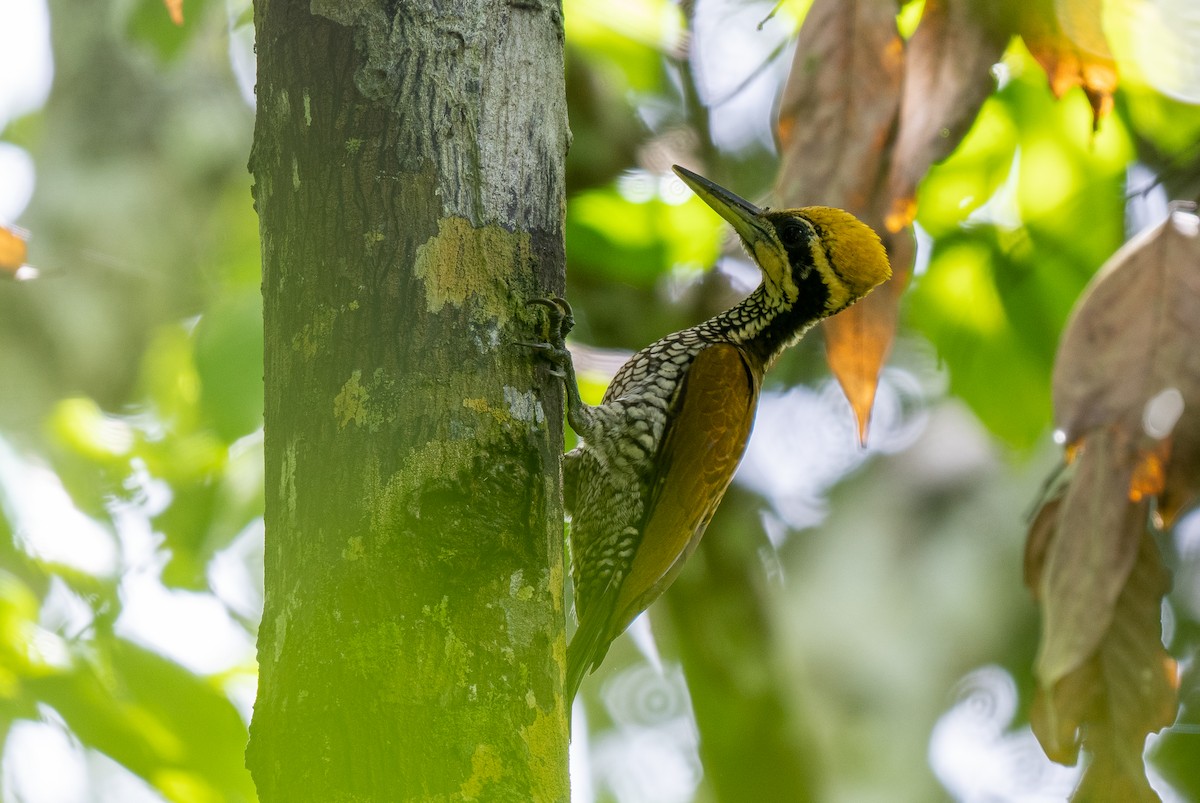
[1018,0,1117,127]
[1027,212,1198,795]
[1034,426,1147,689]
[822,240,910,445]
[775,0,904,443]
[883,0,1011,232]
[775,0,903,216]
[1054,211,1200,440]
[1054,209,1200,524]
[776,0,1012,441]
[1030,529,1177,801]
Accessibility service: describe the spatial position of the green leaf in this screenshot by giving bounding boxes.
[193,291,264,443]
[126,0,213,61]
[567,185,722,286]
[28,638,255,803]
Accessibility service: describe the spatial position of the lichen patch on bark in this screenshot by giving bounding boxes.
[413,216,530,323]
[292,303,339,359]
[334,369,368,429]
[504,386,545,425]
[520,702,569,802]
[460,743,505,800]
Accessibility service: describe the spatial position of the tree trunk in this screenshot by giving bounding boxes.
[246,2,570,800]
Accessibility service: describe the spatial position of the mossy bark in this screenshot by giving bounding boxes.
[246,2,569,800]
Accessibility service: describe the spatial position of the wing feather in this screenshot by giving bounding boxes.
[565,343,759,701]
[612,343,759,638]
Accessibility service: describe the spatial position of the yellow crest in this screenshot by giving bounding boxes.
[799,207,892,312]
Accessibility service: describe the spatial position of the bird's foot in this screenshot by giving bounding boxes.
[527,297,575,344]
[521,297,575,376]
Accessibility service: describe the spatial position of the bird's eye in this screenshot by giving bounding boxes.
[778,220,807,249]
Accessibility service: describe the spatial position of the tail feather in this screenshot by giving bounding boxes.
[565,610,613,705]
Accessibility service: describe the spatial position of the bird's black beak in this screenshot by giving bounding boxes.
[672,165,774,247]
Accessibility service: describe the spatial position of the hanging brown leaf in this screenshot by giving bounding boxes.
[775,0,903,443]
[882,0,1011,233]
[776,0,1012,441]
[822,242,910,445]
[1026,440,1177,801]
[1028,525,1177,802]
[1017,0,1117,127]
[1054,208,1200,509]
[775,0,903,216]
[1032,426,1147,691]
[1025,208,1200,799]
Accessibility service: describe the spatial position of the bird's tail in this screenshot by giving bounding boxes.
[565,610,612,705]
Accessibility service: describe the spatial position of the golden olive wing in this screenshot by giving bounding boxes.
[611,342,760,635]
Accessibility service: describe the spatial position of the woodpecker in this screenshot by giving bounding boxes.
[530,165,892,703]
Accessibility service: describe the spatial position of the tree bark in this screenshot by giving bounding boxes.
[246,2,570,800]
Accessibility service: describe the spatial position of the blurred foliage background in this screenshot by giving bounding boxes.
[1,0,1199,801]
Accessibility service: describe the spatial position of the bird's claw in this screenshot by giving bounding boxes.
[523,296,575,375]
[525,296,575,344]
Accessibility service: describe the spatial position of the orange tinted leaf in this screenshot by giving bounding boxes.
[830,0,1012,439]
[1128,441,1169,501]
[822,258,908,445]
[163,0,184,25]
[1018,0,1117,127]
[0,225,29,273]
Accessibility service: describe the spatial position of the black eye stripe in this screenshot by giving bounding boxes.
[771,217,816,281]
[806,220,850,288]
